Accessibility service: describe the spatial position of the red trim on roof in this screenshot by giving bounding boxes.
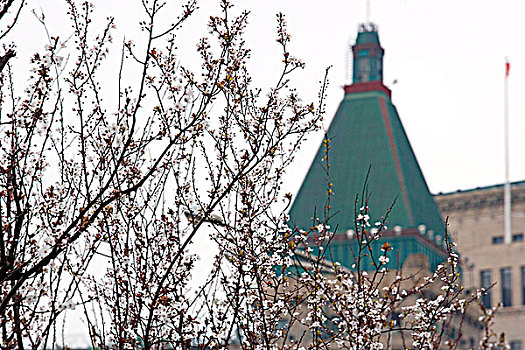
[378,97,414,226]
[344,82,391,98]
[352,42,385,52]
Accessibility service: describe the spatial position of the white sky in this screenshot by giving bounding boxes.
[221,0,525,196]
[8,0,525,197]
[235,0,525,196]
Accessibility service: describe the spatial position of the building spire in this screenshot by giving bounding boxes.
[344,23,391,97]
[352,23,383,84]
[289,22,447,272]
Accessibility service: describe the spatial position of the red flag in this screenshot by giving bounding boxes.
[506,61,510,77]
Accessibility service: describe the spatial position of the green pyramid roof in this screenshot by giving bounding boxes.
[289,89,445,237]
[288,25,447,271]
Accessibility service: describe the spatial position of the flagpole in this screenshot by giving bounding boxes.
[504,58,511,244]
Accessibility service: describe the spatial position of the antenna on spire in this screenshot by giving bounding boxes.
[366,0,371,23]
[345,37,353,85]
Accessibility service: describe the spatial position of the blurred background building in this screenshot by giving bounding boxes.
[288,22,449,273]
[436,183,525,349]
[289,20,525,349]
[288,23,488,349]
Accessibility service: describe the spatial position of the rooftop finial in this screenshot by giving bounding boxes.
[358,22,377,33]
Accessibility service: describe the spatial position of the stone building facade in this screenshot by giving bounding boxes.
[435,181,525,350]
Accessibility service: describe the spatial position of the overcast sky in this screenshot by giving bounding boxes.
[235,0,525,196]
[213,0,525,196]
[9,0,525,197]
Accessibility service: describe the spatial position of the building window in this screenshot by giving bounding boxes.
[492,236,504,244]
[449,326,456,340]
[513,233,524,242]
[358,57,371,82]
[376,58,382,78]
[480,269,492,308]
[501,267,512,307]
[522,266,525,305]
[511,341,522,350]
